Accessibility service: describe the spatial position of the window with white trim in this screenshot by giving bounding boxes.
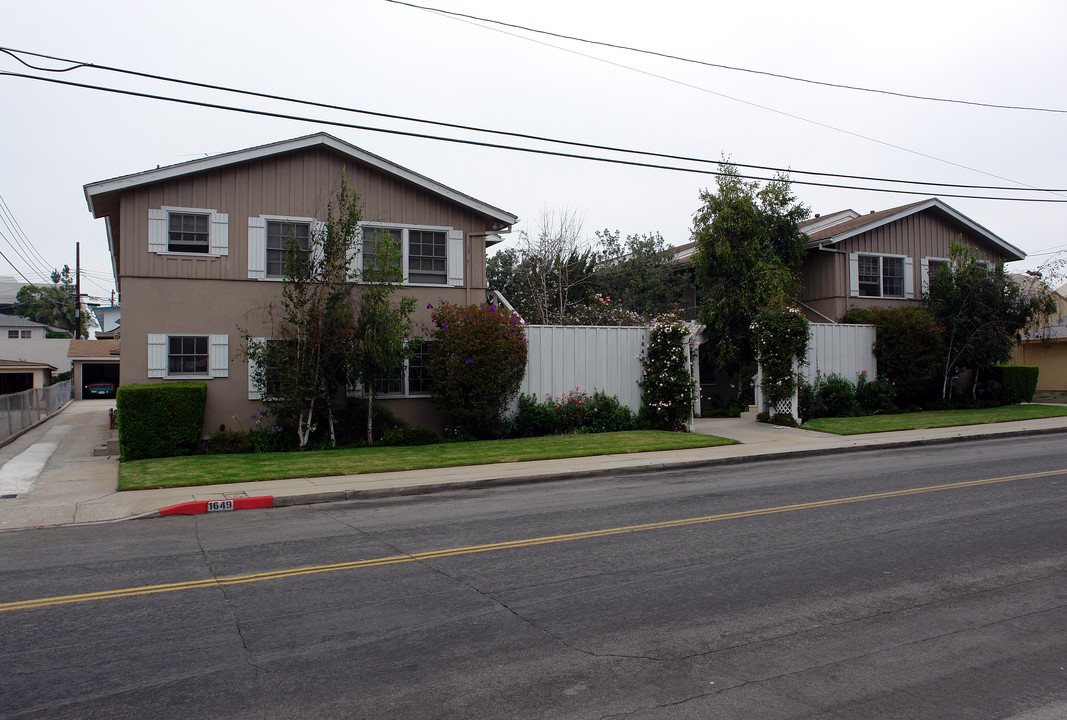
[149,207,229,256]
[266,220,311,277]
[850,253,913,299]
[248,215,322,280]
[369,340,432,397]
[7,330,18,339]
[359,223,464,287]
[169,336,208,375]
[147,333,229,379]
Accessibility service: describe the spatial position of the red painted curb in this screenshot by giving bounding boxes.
[159,496,274,516]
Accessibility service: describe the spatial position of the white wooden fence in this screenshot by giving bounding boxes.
[756,323,876,419]
[520,325,649,411]
[520,322,874,422]
[801,323,877,385]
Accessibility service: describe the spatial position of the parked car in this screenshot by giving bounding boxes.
[86,383,117,398]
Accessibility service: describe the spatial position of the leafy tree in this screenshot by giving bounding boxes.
[692,164,809,387]
[590,229,679,319]
[351,229,417,445]
[841,306,944,405]
[490,207,598,324]
[925,242,1054,399]
[245,175,365,448]
[426,301,527,435]
[13,265,94,336]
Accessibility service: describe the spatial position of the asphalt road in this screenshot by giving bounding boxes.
[2,435,1066,719]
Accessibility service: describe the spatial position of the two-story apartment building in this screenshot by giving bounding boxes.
[84,133,517,436]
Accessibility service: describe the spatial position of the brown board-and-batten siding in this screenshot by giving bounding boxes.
[800,208,1003,321]
[117,146,491,287]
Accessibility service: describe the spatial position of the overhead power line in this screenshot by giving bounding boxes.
[387,0,1067,115]
[3,69,1066,204]
[1,46,1063,197]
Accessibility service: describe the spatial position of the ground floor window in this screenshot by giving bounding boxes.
[168,336,208,375]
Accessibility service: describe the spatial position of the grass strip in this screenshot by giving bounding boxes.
[802,403,1067,435]
[118,430,738,491]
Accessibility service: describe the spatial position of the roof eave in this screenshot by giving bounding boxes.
[83,132,518,227]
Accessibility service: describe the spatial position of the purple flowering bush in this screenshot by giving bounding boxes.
[427,301,528,435]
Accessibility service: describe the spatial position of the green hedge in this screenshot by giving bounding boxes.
[117,383,207,461]
[990,365,1039,404]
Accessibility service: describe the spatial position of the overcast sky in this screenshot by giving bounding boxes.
[3,0,1066,307]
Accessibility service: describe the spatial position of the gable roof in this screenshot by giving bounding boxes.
[0,359,57,371]
[0,314,68,334]
[803,198,1025,261]
[84,132,518,229]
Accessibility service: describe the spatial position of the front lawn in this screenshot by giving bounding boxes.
[802,404,1067,435]
[118,430,738,491]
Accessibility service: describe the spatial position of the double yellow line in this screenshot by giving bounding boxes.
[3,468,1063,613]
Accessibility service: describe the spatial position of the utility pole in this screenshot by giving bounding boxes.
[75,242,81,340]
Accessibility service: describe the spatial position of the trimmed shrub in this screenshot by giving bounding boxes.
[208,430,253,454]
[855,371,897,415]
[427,301,528,436]
[818,373,856,418]
[768,413,798,427]
[117,382,206,461]
[399,426,440,446]
[990,365,1039,404]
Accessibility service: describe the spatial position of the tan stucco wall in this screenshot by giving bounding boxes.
[1012,341,1067,392]
[120,276,472,436]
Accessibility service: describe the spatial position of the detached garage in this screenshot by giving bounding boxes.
[69,340,120,400]
[0,359,56,395]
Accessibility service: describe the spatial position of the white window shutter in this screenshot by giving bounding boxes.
[848,253,859,297]
[147,334,167,378]
[904,256,915,298]
[347,226,362,281]
[210,212,229,256]
[209,334,229,378]
[311,221,327,266]
[248,337,265,400]
[448,229,464,287]
[149,209,168,254]
[920,258,930,295]
[248,217,266,279]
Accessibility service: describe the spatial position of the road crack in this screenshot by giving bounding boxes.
[194,519,263,676]
[320,509,674,664]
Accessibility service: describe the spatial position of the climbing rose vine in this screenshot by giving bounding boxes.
[752,306,810,403]
[639,315,697,431]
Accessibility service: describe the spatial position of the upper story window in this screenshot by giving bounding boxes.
[359,224,463,287]
[168,212,210,253]
[266,220,311,277]
[362,227,403,280]
[851,253,912,299]
[408,230,447,285]
[149,207,229,257]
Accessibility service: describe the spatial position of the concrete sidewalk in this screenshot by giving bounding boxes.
[3,400,1067,532]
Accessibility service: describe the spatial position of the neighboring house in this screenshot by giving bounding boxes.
[90,305,121,337]
[1013,318,1067,393]
[0,359,55,395]
[0,314,68,340]
[0,276,24,314]
[84,132,517,436]
[799,198,1025,322]
[68,339,120,400]
[0,315,74,373]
